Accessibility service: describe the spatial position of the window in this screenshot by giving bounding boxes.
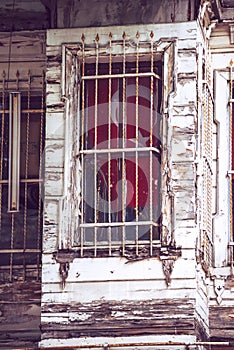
[62,33,163,257]
[59,30,178,261]
[0,71,45,281]
[77,61,162,254]
[212,64,233,271]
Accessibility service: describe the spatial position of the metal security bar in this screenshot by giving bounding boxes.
[201,51,214,272]
[8,91,21,212]
[0,70,45,282]
[75,32,162,257]
[229,60,234,271]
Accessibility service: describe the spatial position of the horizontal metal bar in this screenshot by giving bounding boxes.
[21,178,43,183]
[82,239,161,245]
[0,109,44,114]
[0,178,43,184]
[0,74,44,81]
[80,242,161,250]
[0,249,41,253]
[228,170,234,174]
[80,221,160,228]
[0,265,41,271]
[82,72,161,80]
[78,146,161,156]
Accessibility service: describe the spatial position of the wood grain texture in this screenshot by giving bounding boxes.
[41,298,197,340]
[0,281,41,349]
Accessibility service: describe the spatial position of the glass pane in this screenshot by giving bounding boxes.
[96,153,109,223]
[83,153,95,223]
[0,112,9,180]
[0,184,11,249]
[83,227,94,245]
[152,152,161,223]
[97,226,108,244]
[20,114,41,178]
[80,61,162,249]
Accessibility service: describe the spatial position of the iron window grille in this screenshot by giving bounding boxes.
[60,32,166,258]
[77,64,162,255]
[0,70,45,282]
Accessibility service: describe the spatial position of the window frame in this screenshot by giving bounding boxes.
[58,31,178,259]
[212,68,233,271]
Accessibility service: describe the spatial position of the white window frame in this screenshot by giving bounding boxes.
[58,28,177,259]
[212,68,233,271]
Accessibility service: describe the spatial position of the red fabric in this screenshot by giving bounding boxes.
[84,76,160,212]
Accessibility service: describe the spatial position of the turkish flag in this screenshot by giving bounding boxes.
[82,74,161,227]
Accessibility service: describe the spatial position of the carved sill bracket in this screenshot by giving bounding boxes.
[160,245,182,286]
[161,258,175,286]
[54,250,75,288]
[212,276,226,305]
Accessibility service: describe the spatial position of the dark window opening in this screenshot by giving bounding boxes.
[0,73,45,282]
[76,60,163,255]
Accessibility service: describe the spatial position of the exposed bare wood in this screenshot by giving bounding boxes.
[0,281,41,349]
[41,299,196,339]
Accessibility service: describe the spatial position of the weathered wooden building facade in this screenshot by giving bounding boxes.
[1,0,234,349]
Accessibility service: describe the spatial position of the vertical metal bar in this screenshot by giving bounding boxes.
[149,31,154,255]
[14,70,21,280]
[8,91,21,212]
[10,212,14,281]
[0,71,6,234]
[108,33,112,255]
[23,70,31,280]
[37,71,45,280]
[230,60,233,271]
[94,34,99,256]
[61,45,66,98]
[135,32,140,255]
[122,31,126,254]
[81,34,85,257]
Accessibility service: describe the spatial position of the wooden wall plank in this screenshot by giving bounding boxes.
[41,298,196,340]
[0,282,41,349]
